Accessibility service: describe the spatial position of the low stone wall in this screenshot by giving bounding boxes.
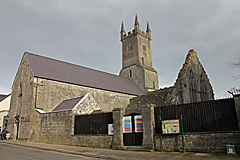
[37,110,113,149]
[71,134,113,148]
[154,131,240,153]
[39,134,113,149]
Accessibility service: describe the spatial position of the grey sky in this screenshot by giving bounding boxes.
[0,0,239,98]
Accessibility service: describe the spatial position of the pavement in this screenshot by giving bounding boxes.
[0,140,240,160]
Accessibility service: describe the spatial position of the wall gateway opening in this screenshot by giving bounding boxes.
[123,113,143,146]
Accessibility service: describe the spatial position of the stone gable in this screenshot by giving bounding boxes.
[72,93,102,115]
[125,49,214,113]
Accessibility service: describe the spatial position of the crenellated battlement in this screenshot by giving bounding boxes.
[121,28,151,41]
[121,14,151,42]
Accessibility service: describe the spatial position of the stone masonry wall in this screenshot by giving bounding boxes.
[8,55,35,140]
[174,49,214,103]
[35,78,134,113]
[73,93,101,115]
[38,110,112,148]
[71,135,113,149]
[125,87,180,115]
[39,110,73,144]
[154,131,240,153]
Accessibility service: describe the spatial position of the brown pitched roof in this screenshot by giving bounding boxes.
[25,52,144,96]
[52,96,83,112]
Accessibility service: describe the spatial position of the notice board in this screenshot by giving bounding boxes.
[162,119,180,134]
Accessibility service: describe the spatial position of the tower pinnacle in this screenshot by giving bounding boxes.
[120,22,126,42]
[146,21,151,39]
[121,21,125,33]
[146,21,151,33]
[134,14,140,30]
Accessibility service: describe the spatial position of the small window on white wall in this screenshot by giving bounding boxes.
[128,45,132,52]
[130,70,132,78]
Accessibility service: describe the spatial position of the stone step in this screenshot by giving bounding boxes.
[123,146,153,152]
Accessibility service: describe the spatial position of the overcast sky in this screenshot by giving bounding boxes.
[0,0,239,98]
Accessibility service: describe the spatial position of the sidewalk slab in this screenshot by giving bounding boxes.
[1,140,240,160]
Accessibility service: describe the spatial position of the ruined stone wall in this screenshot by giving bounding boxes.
[125,87,181,115]
[154,131,240,153]
[125,49,214,114]
[174,49,214,103]
[35,78,135,113]
[8,55,35,140]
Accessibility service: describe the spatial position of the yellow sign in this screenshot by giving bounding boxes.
[162,119,180,134]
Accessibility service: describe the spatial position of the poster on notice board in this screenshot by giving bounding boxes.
[134,115,143,132]
[162,119,180,134]
[123,116,132,133]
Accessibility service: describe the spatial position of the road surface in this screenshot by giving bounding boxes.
[0,143,103,160]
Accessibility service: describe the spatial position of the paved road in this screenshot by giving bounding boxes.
[0,143,103,160]
[1,140,240,160]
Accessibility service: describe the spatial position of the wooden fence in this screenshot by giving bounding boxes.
[154,98,239,133]
[74,112,113,134]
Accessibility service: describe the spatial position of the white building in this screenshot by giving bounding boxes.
[0,94,11,130]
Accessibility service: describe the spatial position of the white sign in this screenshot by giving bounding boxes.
[108,124,114,135]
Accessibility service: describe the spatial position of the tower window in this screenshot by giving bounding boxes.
[130,70,132,78]
[153,81,155,89]
[128,45,132,52]
[143,45,147,51]
[142,57,144,65]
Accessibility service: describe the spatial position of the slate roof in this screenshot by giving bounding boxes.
[25,52,144,96]
[0,94,9,102]
[52,96,83,112]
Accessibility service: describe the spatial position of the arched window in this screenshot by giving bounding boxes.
[130,70,132,78]
[200,74,208,101]
[19,82,23,97]
[189,69,197,102]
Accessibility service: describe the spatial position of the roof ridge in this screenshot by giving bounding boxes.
[62,96,84,102]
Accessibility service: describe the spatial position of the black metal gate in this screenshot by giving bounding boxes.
[123,114,143,146]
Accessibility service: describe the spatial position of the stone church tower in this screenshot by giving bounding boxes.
[119,15,159,93]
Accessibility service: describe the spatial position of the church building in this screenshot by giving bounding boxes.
[7,15,214,141]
